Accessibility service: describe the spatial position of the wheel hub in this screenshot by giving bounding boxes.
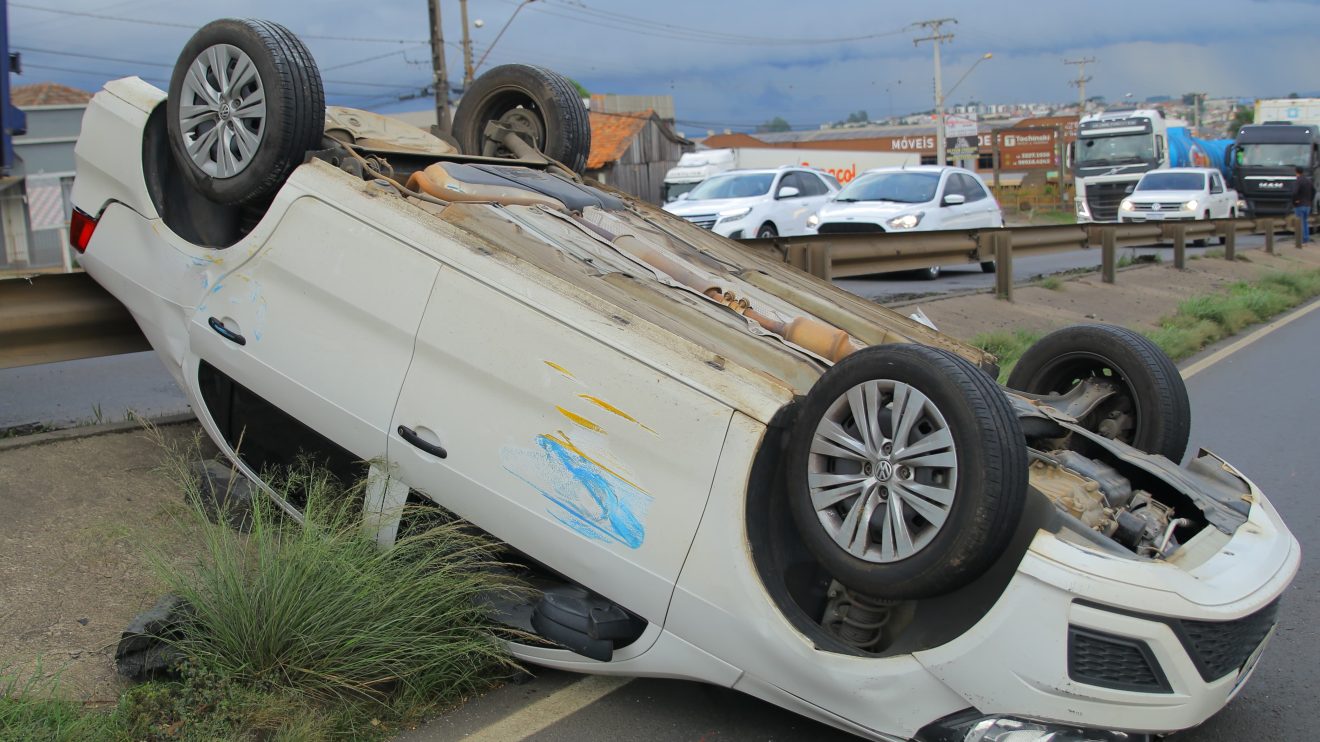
[177,43,267,179]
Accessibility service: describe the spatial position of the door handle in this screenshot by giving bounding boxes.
[398,425,447,459]
[208,316,246,346]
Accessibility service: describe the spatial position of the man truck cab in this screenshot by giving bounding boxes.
[1230,123,1320,217]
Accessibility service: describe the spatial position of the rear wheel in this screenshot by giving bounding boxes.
[452,64,591,173]
[166,19,325,205]
[786,344,1028,599]
[757,223,778,239]
[1007,324,1191,461]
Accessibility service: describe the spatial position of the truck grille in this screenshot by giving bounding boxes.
[1085,181,1134,221]
[1068,627,1172,693]
[1131,202,1185,212]
[1243,196,1293,217]
[1177,599,1280,681]
[817,222,885,234]
[683,214,718,230]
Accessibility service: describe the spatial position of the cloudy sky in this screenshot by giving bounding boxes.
[12,0,1320,136]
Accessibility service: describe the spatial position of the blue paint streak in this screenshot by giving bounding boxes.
[502,437,652,549]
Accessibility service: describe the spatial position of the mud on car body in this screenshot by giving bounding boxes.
[70,19,1299,742]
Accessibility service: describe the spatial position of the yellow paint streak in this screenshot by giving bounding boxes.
[578,394,657,434]
[543,431,646,493]
[556,406,604,433]
[544,361,575,379]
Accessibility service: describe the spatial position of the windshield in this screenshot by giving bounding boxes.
[686,173,774,200]
[663,181,698,203]
[835,172,939,203]
[1238,143,1310,168]
[1076,132,1155,166]
[1136,172,1205,191]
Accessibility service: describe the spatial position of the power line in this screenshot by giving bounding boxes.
[11,3,427,44]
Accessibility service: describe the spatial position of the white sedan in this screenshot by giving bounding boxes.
[662,167,839,239]
[71,18,1297,742]
[808,166,1005,278]
[1119,168,1240,224]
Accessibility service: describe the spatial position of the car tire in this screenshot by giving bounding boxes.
[1007,324,1190,461]
[166,18,325,205]
[916,265,941,280]
[980,261,996,273]
[786,344,1028,600]
[757,223,778,239]
[452,64,591,173]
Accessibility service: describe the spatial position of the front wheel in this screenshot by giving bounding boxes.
[1007,324,1190,461]
[786,344,1028,600]
[915,265,941,280]
[451,64,591,173]
[756,223,778,239]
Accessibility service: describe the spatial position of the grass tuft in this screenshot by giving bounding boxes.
[1037,276,1063,291]
[971,328,1044,382]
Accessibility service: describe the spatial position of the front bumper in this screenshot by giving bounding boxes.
[1119,209,1198,223]
[915,466,1299,736]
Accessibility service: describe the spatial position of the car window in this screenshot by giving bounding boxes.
[687,173,775,200]
[777,172,807,198]
[1135,172,1206,191]
[1210,173,1223,194]
[795,172,829,197]
[821,173,842,191]
[957,174,988,202]
[836,172,940,203]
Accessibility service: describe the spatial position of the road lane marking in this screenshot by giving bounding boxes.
[1181,297,1320,380]
[461,674,633,741]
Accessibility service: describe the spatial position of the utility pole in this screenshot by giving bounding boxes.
[1065,57,1095,113]
[914,18,956,167]
[426,0,452,131]
[459,0,475,88]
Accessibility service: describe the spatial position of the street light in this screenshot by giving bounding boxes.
[473,0,537,76]
[938,52,992,166]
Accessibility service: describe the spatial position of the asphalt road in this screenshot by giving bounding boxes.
[402,299,1320,742]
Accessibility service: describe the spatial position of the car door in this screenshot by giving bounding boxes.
[770,171,812,235]
[960,173,1003,228]
[387,262,733,624]
[936,172,974,229]
[186,194,441,474]
[1209,172,1229,216]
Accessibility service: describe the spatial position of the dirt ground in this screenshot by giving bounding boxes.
[3,243,1320,707]
[920,245,1320,342]
[0,424,212,705]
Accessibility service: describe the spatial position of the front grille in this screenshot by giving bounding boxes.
[1178,599,1280,681]
[1131,202,1185,211]
[683,214,717,230]
[1068,627,1172,693]
[1084,181,1134,221]
[817,222,885,234]
[1243,196,1293,216]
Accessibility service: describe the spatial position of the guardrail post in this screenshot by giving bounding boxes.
[807,242,833,281]
[1297,216,1306,249]
[1101,228,1116,284]
[1263,219,1276,255]
[994,232,1013,301]
[1223,222,1236,262]
[1169,224,1187,269]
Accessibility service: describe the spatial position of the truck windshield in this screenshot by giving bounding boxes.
[834,172,939,203]
[1136,172,1205,191]
[1238,143,1310,168]
[687,173,774,200]
[1076,132,1155,166]
[664,182,698,203]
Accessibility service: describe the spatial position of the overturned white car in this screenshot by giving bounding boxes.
[70,19,1298,742]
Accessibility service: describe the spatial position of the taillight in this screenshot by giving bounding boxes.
[69,208,98,253]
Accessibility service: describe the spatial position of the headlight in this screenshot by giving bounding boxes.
[1183,199,1199,211]
[806,214,820,227]
[887,212,925,230]
[1120,199,1135,212]
[717,207,751,220]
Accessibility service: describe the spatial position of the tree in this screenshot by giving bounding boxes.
[568,78,589,99]
[1289,92,1300,99]
[757,116,791,133]
[1228,106,1254,137]
[845,110,869,124]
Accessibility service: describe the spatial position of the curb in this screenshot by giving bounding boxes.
[0,412,198,452]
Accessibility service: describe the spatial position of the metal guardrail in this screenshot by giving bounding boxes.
[746,216,1313,301]
[0,217,1312,370]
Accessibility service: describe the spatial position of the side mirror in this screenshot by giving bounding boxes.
[676,192,690,201]
[776,186,801,199]
[942,193,966,206]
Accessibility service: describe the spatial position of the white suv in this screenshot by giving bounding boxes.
[662,167,839,239]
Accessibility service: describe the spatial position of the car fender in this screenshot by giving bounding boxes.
[71,78,166,222]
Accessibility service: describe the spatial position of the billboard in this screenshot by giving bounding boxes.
[996,128,1060,170]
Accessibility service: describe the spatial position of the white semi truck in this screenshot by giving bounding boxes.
[662,147,916,203]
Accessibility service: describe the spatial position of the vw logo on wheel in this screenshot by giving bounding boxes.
[874,460,894,481]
